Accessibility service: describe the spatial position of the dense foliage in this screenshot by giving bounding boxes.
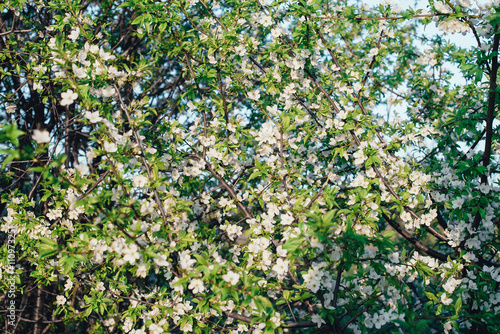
[1,0,500,333]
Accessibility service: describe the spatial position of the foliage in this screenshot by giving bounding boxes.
[1,0,500,333]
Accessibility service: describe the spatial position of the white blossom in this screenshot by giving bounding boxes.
[311,314,325,328]
[68,27,80,41]
[272,258,289,277]
[6,104,16,113]
[133,175,149,188]
[33,129,51,144]
[222,271,240,285]
[188,278,205,294]
[56,295,67,305]
[61,89,78,106]
[280,213,294,225]
[248,90,260,101]
[84,111,103,123]
[103,141,117,153]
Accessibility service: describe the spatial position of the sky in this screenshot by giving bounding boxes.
[354,0,486,49]
[347,0,494,157]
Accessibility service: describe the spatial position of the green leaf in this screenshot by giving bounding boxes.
[173,277,187,286]
[455,297,462,314]
[193,253,208,266]
[382,230,396,238]
[282,116,290,131]
[425,292,437,302]
[322,210,335,225]
[132,16,143,25]
[436,303,443,316]
[415,320,429,331]
[248,170,262,181]
[282,238,301,252]
[475,67,483,83]
[39,237,57,246]
[60,256,76,275]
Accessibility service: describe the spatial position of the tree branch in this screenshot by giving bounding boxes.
[382,212,448,262]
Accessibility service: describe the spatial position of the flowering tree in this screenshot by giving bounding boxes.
[1,0,500,333]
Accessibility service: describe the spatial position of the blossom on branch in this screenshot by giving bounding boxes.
[61,89,78,106]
